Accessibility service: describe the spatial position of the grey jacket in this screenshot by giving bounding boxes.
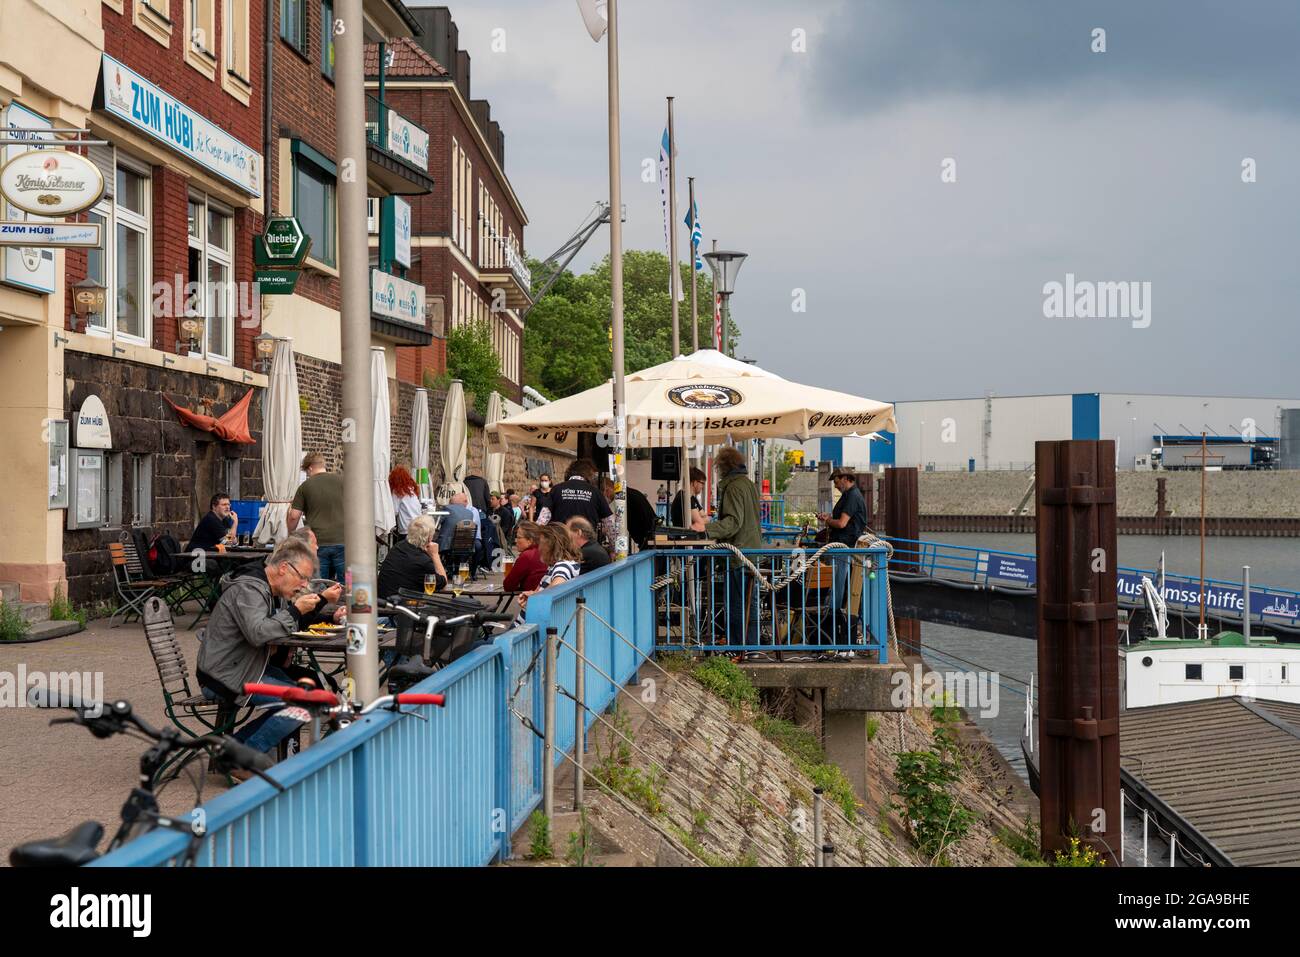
[196,574,298,702]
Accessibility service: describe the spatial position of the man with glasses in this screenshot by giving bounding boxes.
[197,538,325,764]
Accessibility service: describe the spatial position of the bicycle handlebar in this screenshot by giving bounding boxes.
[243,683,340,706]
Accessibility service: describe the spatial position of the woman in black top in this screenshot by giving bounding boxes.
[378,514,448,600]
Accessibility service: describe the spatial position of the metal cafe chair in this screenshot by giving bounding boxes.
[107,540,168,627]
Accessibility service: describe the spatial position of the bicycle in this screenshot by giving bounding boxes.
[241,681,447,743]
[10,689,282,868]
[379,599,515,694]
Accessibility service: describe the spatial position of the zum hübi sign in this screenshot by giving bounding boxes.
[0,150,104,216]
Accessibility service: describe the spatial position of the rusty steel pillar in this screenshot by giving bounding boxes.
[883,467,921,654]
[857,473,874,529]
[1035,440,1121,863]
[1155,475,1169,536]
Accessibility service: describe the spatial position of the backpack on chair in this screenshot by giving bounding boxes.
[148,533,183,575]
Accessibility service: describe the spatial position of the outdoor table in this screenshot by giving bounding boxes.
[446,582,518,615]
[186,547,274,628]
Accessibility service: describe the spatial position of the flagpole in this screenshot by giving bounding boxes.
[667,97,681,357]
[688,176,698,353]
[608,0,629,560]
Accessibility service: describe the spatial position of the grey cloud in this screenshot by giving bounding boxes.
[811,0,1300,115]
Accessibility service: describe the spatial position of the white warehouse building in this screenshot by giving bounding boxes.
[791,393,1300,472]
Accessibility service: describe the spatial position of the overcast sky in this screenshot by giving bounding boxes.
[409,1,1299,401]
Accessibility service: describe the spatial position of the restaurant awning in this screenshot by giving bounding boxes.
[487,349,897,453]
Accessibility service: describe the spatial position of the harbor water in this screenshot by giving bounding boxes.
[917,533,1300,866]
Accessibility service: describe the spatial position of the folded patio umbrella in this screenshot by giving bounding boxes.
[487,348,896,453]
[438,379,468,503]
[484,390,505,493]
[412,387,431,499]
[371,348,396,536]
[254,339,302,544]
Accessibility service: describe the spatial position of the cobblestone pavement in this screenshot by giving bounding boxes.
[0,613,209,865]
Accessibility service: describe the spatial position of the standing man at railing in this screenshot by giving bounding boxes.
[706,446,762,644]
[818,468,868,633]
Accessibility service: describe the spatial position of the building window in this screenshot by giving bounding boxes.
[130,454,153,525]
[135,0,174,48]
[87,154,152,345]
[1185,663,1203,681]
[186,193,234,361]
[320,0,335,78]
[185,0,216,60]
[224,458,241,500]
[1229,664,1244,682]
[1284,665,1289,682]
[224,0,251,82]
[294,155,336,267]
[281,0,307,54]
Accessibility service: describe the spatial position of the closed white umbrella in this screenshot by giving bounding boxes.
[254,338,302,544]
[412,387,431,500]
[484,390,505,493]
[488,348,897,452]
[371,347,396,536]
[438,379,468,503]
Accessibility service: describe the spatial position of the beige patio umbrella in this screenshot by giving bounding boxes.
[254,338,302,544]
[371,348,396,536]
[483,391,505,493]
[487,348,896,452]
[412,388,431,499]
[438,379,468,503]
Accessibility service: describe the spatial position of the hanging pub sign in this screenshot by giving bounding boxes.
[75,395,112,449]
[0,221,101,247]
[253,216,309,293]
[0,149,104,216]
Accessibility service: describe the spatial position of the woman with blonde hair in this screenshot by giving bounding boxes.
[514,524,582,626]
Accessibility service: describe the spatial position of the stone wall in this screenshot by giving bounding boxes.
[62,353,264,604]
[915,469,1300,517]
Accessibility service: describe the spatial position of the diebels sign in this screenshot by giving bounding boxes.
[0,150,103,216]
[253,217,309,266]
[100,55,263,197]
[370,268,425,325]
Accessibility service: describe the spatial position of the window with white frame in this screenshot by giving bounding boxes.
[85,150,153,345]
[225,0,250,80]
[186,193,234,361]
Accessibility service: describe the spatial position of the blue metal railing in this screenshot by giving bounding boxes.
[93,554,656,867]
[653,546,889,657]
[887,537,1300,630]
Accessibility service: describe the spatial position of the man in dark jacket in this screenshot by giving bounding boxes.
[705,445,762,644]
[566,517,611,574]
[601,477,657,550]
[198,538,324,756]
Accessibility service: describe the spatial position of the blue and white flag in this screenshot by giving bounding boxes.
[684,199,703,271]
[658,127,683,300]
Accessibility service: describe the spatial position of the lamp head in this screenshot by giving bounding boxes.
[702,250,748,295]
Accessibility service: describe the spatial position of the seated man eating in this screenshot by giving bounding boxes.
[196,538,326,763]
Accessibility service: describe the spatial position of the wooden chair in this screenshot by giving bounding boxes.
[123,532,206,614]
[142,596,248,738]
[447,520,477,575]
[107,540,170,627]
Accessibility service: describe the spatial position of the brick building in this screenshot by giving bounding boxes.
[53,0,271,603]
[366,6,531,403]
[260,0,434,475]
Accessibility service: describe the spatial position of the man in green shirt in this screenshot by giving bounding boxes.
[288,451,346,582]
[706,445,761,644]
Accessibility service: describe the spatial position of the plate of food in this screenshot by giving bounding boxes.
[294,622,344,638]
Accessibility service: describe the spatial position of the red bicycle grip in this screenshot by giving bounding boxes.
[395,693,446,707]
[244,683,338,705]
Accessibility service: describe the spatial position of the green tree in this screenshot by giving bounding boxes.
[524,250,737,399]
[442,318,503,414]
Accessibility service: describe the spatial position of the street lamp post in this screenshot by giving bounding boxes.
[702,249,747,358]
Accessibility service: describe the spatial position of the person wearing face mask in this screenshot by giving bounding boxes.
[529,473,554,521]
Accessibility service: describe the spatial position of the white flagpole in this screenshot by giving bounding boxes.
[668,97,681,357]
[607,0,628,560]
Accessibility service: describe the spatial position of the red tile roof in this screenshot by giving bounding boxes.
[364,38,449,78]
